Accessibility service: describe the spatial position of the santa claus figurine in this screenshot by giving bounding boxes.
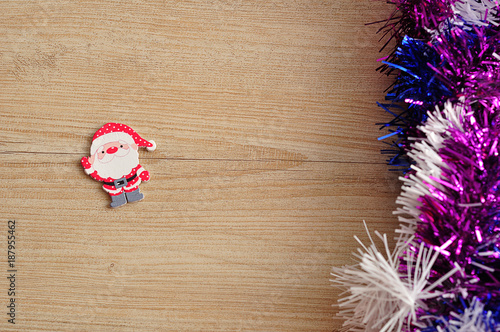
[81,123,156,208]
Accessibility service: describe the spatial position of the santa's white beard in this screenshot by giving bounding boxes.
[93,149,140,180]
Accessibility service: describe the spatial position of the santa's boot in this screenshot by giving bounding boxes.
[125,188,144,203]
[110,192,127,208]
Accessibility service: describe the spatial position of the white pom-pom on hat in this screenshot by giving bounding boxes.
[146,140,156,152]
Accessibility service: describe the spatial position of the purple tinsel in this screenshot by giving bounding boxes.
[384,0,500,329]
[333,1,500,331]
[431,26,500,106]
[413,102,500,316]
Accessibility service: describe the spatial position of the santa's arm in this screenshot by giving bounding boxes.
[81,156,94,174]
[137,165,150,182]
[81,156,106,182]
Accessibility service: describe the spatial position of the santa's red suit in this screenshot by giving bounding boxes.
[81,123,156,208]
[81,161,150,194]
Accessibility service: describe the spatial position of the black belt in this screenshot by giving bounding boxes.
[103,173,137,187]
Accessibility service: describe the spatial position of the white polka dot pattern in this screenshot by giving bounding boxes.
[90,123,156,155]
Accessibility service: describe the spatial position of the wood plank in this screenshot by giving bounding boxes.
[0,0,397,330]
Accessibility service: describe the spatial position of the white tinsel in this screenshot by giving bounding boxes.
[453,0,500,28]
[426,0,499,38]
[331,222,460,332]
[394,101,465,244]
[441,299,500,332]
[331,102,467,331]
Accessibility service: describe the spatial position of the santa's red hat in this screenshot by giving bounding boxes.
[90,123,156,155]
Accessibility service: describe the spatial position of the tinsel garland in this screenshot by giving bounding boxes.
[332,1,500,331]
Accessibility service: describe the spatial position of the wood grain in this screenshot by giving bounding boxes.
[0,0,399,330]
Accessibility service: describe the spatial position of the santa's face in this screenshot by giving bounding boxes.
[90,140,139,179]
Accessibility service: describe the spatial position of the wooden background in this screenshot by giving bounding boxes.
[0,0,400,330]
